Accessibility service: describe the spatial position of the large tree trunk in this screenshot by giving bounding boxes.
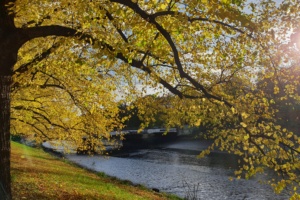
[0,75,12,200]
[0,20,19,200]
[0,32,18,200]
[0,0,17,196]
[0,46,19,200]
[0,1,22,197]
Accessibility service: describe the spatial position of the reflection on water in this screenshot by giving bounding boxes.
[66,140,289,200]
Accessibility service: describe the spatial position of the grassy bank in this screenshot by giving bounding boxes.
[11,141,181,200]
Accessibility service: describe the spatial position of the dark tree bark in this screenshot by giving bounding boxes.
[0,75,12,200]
[0,1,18,199]
[0,22,21,200]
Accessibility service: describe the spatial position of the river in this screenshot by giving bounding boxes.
[65,139,289,200]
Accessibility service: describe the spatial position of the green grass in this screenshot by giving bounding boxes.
[11,141,181,200]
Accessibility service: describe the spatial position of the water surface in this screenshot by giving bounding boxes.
[66,140,289,199]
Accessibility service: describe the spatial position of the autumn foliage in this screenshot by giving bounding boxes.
[1,0,300,199]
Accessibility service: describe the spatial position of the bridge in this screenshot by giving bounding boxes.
[110,127,177,136]
[111,128,178,149]
[42,128,181,154]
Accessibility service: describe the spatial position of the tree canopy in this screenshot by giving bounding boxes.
[1,0,300,199]
[12,37,124,147]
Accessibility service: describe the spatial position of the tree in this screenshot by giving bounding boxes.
[1,0,300,199]
[11,37,123,146]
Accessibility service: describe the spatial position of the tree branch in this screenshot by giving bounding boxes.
[13,40,61,76]
[110,0,233,107]
[11,117,51,140]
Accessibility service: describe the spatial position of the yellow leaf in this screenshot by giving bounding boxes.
[231,107,236,113]
[248,147,254,153]
[160,3,168,10]
[274,86,279,94]
[194,118,201,127]
[240,122,247,127]
[241,112,249,119]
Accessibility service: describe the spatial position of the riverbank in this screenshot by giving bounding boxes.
[11,141,181,200]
